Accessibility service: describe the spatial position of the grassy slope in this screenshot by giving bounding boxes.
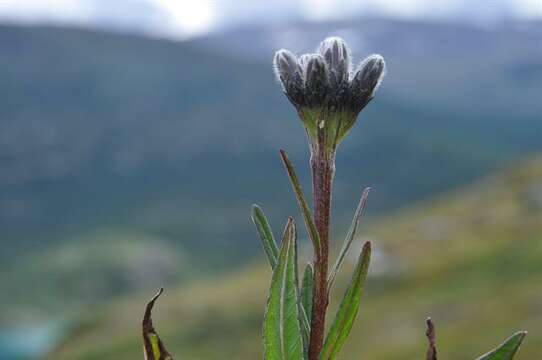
[49,155,542,359]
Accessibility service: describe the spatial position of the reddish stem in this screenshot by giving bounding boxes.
[308,143,335,360]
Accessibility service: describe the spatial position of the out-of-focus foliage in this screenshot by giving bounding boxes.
[0,231,186,322]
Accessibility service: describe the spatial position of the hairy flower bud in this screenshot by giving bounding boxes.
[273,38,386,154]
[304,54,330,108]
[298,54,312,76]
[318,37,351,87]
[273,49,305,108]
[349,55,386,114]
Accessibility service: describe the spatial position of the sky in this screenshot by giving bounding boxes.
[0,0,541,38]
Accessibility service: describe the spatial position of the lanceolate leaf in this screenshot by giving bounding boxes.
[143,288,173,360]
[279,149,321,256]
[321,241,371,360]
[252,204,280,269]
[327,187,370,291]
[301,263,314,324]
[263,218,305,360]
[476,331,527,360]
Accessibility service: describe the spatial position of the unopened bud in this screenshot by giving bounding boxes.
[350,55,386,113]
[273,49,305,107]
[272,38,386,153]
[318,37,351,86]
[304,54,330,107]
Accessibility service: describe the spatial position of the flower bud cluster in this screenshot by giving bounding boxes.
[274,37,385,153]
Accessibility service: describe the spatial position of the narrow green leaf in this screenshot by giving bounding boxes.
[263,218,304,360]
[321,241,371,360]
[476,331,527,360]
[328,187,370,291]
[142,288,173,360]
[300,305,311,356]
[300,263,314,350]
[252,204,280,268]
[279,149,321,256]
[301,263,314,324]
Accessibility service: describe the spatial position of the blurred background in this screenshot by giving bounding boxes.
[0,0,541,359]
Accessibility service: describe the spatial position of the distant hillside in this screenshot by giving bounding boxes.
[49,153,542,359]
[0,19,541,321]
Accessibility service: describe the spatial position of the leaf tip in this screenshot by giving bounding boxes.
[144,288,164,320]
[279,149,290,164]
[425,317,435,341]
[513,330,528,343]
[425,316,434,329]
[285,216,296,235]
[251,204,261,217]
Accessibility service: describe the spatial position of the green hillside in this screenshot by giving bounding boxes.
[48,155,542,359]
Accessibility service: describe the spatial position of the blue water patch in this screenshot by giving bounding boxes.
[0,322,64,360]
